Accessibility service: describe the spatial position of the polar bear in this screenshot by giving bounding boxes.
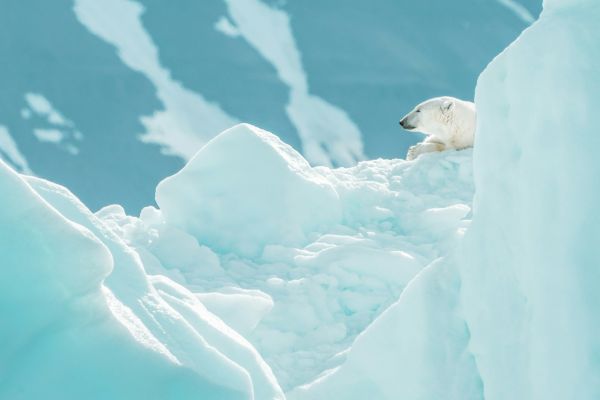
[399,96,476,161]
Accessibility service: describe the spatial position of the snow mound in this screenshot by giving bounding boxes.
[2,119,476,397]
[0,158,283,399]
[156,123,342,257]
[289,257,482,400]
[112,124,474,391]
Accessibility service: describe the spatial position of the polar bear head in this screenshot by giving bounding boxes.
[399,97,457,141]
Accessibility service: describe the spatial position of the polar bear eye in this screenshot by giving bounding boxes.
[416,109,421,113]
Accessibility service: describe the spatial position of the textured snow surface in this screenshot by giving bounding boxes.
[0,157,283,399]
[0,117,475,397]
[102,123,474,390]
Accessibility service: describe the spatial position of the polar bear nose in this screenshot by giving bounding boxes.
[399,118,414,130]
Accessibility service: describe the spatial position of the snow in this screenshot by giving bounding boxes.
[292,1,600,399]
[289,258,482,400]
[7,1,597,392]
[223,0,365,167]
[106,123,474,390]
[497,0,536,23]
[458,0,600,398]
[73,0,238,160]
[24,92,72,127]
[214,16,241,38]
[156,123,342,257]
[0,125,32,174]
[1,0,537,212]
[33,128,65,143]
[0,157,283,399]
[33,129,80,155]
[24,92,83,154]
[0,118,476,396]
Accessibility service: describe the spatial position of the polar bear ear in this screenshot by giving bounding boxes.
[441,100,455,113]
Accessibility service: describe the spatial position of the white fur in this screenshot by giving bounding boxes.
[399,96,476,160]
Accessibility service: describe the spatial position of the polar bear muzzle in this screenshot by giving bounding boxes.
[399,117,416,130]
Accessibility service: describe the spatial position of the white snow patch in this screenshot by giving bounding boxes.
[24,92,72,127]
[73,0,238,160]
[33,128,65,143]
[497,0,536,24]
[223,0,365,167]
[20,108,32,120]
[214,16,241,38]
[0,125,32,174]
[24,92,82,154]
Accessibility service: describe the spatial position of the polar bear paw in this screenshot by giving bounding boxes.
[406,142,446,161]
[406,145,420,161]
